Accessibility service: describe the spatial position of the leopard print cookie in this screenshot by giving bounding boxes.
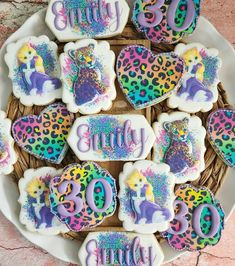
[12,102,73,164]
[207,109,235,168]
[60,39,116,114]
[162,184,225,251]
[116,45,185,110]
[132,0,201,44]
[49,162,117,232]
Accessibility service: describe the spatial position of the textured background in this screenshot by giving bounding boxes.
[0,0,235,265]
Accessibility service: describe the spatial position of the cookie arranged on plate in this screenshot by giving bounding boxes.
[117,45,185,110]
[67,114,156,161]
[119,160,175,233]
[207,109,235,168]
[12,102,73,164]
[18,167,68,235]
[162,184,225,251]
[60,39,116,114]
[5,36,62,106]
[78,231,164,266]
[46,0,130,41]
[168,43,222,113]
[0,111,17,175]
[153,111,206,183]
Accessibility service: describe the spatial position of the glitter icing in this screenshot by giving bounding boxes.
[168,43,222,113]
[207,109,235,169]
[153,112,206,183]
[5,35,62,106]
[119,160,175,234]
[18,167,68,235]
[49,162,117,232]
[116,45,185,110]
[67,114,156,161]
[0,111,17,175]
[60,39,116,114]
[132,0,201,44]
[45,0,130,41]
[12,102,73,164]
[78,231,164,266]
[162,184,225,251]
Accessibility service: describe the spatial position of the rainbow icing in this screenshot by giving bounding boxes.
[12,103,73,164]
[207,109,235,168]
[49,162,117,232]
[132,0,201,44]
[162,184,225,251]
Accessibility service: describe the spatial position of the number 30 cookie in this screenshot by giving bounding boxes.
[162,185,225,251]
[132,0,201,44]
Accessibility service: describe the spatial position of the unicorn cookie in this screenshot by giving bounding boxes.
[153,112,206,183]
[168,43,222,113]
[18,167,68,235]
[0,111,17,175]
[5,35,62,106]
[119,160,175,234]
[60,39,116,114]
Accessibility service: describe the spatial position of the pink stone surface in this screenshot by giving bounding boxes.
[0,0,235,265]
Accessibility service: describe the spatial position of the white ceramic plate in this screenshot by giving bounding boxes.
[0,8,235,265]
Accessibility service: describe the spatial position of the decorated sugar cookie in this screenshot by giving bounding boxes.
[12,103,73,164]
[119,160,175,233]
[0,111,17,175]
[78,231,164,266]
[60,39,116,114]
[153,112,206,183]
[49,162,117,232]
[5,36,62,106]
[18,167,68,235]
[207,109,235,168]
[162,185,225,251]
[46,0,130,42]
[67,114,155,161]
[132,0,201,44]
[116,45,185,110]
[168,43,222,113]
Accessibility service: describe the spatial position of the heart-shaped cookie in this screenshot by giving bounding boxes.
[207,109,235,168]
[116,45,185,110]
[12,103,73,164]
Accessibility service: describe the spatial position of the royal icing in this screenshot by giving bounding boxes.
[207,109,235,169]
[162,184,225,251]
[78,232,164,266]
[119,160,175,234]
[12,102,73,164]
[5,36,62,106]
[60,39,116,114]
[67,114,155,161]
[49,162,117,232]
[45,0,129,41]
[167,43,222,113]
[116,45,185,110]
[153,112,206,183]
[132,0,201,44]
[18,167,68,235]
[0,111,17,175]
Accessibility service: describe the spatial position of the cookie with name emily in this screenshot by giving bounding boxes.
[46,0,130,41]
[67,114,156,161]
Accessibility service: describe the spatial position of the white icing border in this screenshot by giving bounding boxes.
[167,42,222,113]
[118,160,176,234]
[18,167,69,235]
[4,35,62,106]
[60,39,116,114]
[153,111,206,184]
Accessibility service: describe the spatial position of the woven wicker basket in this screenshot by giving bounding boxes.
[7,23,231,242]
